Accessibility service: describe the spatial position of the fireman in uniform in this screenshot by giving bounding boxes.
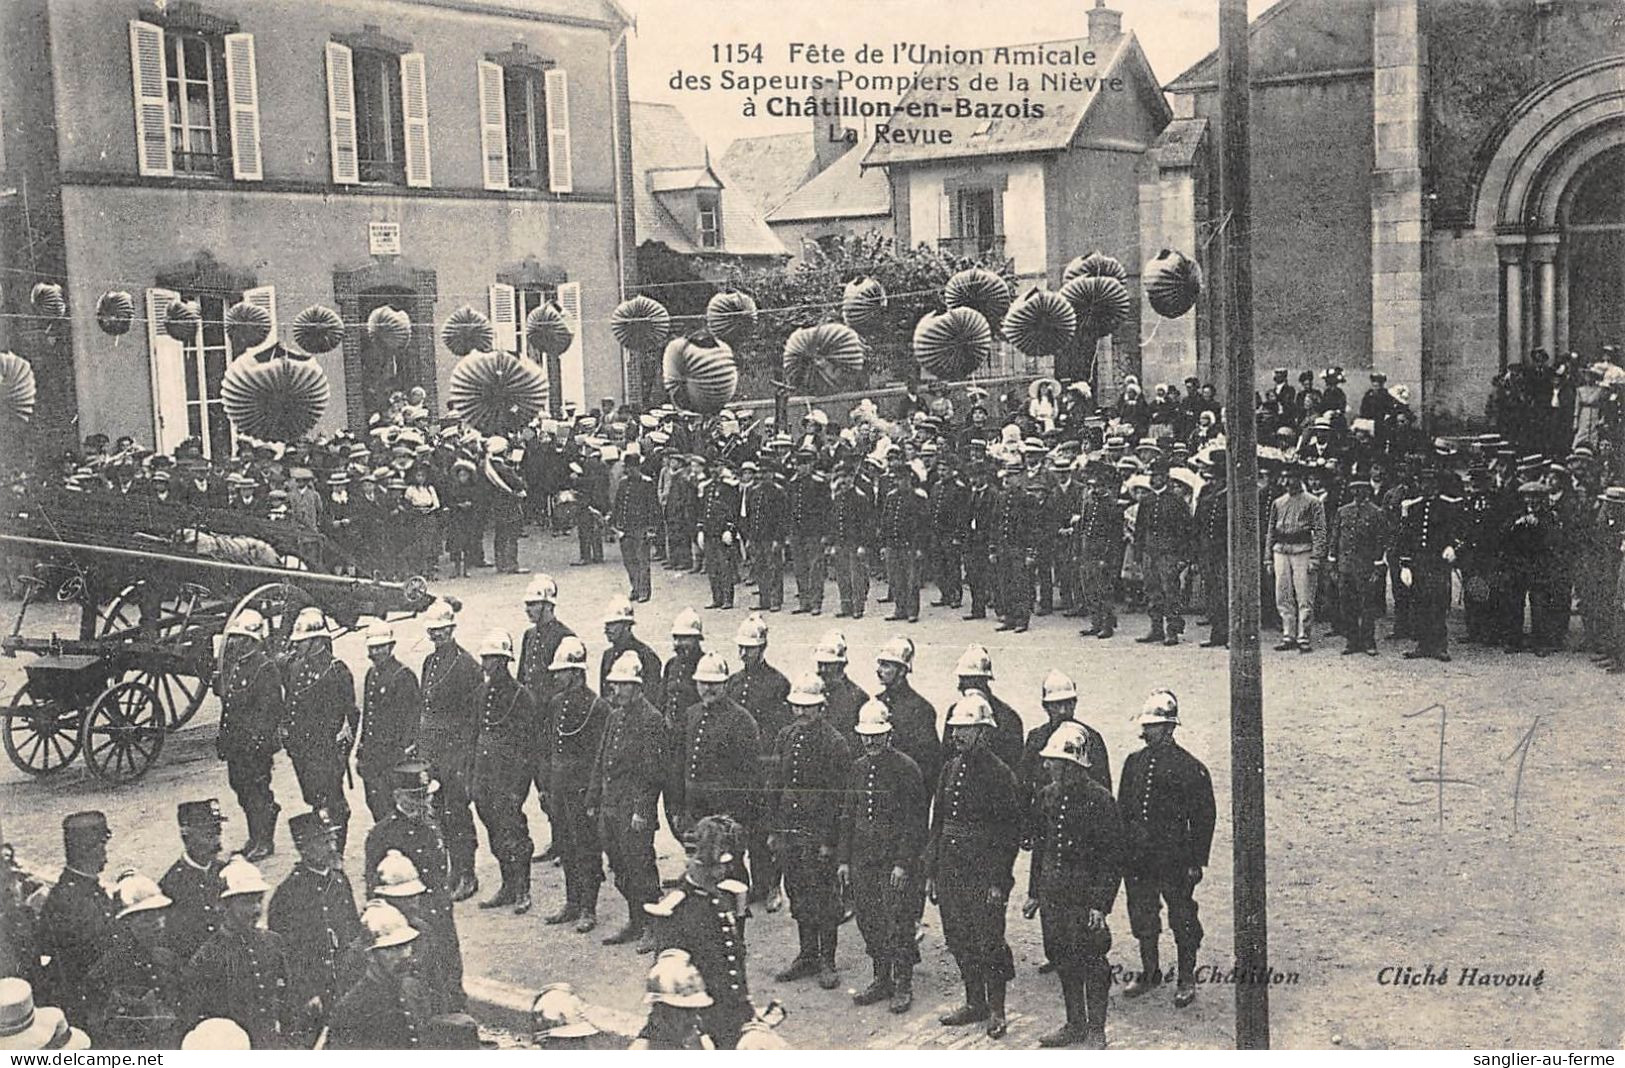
[88,871,183,1049]
[542,636,610,933]
[837,700,928,1013]
[993,460,1037,632]
[363,761,451,919]
[1119,691,1216,1009]
[326,902,431,1051]
[630,950,718,1050]
[1193,452,1230,647]
[1020,671,1111,843]
[599,597,663,704]
[879,454,928,622]
[283,608,358,857]
[673,649,761,888]
[470,629,538,914]
[699,461,743,609]
[1023,721,1125,1048]
[929,448,971,610]
[951,645,1024,774]
[1398,464,1463,661]
[787,444,831,614]
[829,461,876,619]
[1136,463,1196,646]
[963,459,999,620]
[518,574,573,864]
[1048,453,1085,616]
[813,629,870,744]
[216,609,285,860]
[610,443,660,602]
[741,460,788,612]
[417,600,483,902]
[185,856,292,1048]
[589,651,669,951]
[661,607,705,734]
[38,811,114,1027]
[160,799,227,964]
[370,850,464,1015]
[926,693,1021,1039]
[266,810,360,1044]
[358,624,422,825]
[727,614,792,911]
[872,637,942,805]
[1077,465,1124,639]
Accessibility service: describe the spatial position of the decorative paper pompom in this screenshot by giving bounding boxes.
[610,295,671,352]
[221,351,330,440]
[95,291,136,336]
[30,283,66,320]
[783,322,865,393]
[1,351,37,424]
[164,299,202,342]
[291,305,344,355]
[1146,248,1203,319]
[705,291,758,344]
[912,307,992,380]
[441,305,494,357]
[1061,251,1127,285]
[448,350,550,432]
[841,276,888,333]
[662,335,739,414]
[943,268,1012,330]
[367,306,412,354]
[1002,290,1078,357]
[225,300,272,355]
[525,303,574,358]
[1060,274,1133,338]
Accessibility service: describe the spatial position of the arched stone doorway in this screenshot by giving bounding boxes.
[333,261,438,428]
[1564,143,1625,358]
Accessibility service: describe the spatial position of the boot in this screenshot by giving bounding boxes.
[939,967,988,1025]
[575,884,600,933]
[853,959,892,1006]
[1173,945,1197,1007]
[479,861,517,909]
[1136,624,1166,644]
[511,866,533,915]
[816,926,840,990]
[634,926,658,954]
[776,923,822,982]
[1083,961,1111,1047]
[450,872,479,903]
[544,885,581,925]
[602,917,644,945]
[889,963,913,1013]
[1039,970,1086,1047]
[985,978,1008,1039]
[1122,939,1161,997]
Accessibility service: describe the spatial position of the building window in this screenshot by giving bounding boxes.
[503,69,550,190]
[698,193,722,249]
[353,49,406,184]
[181,292,235,459]
[165,33,228,176]
[956,187,998,253]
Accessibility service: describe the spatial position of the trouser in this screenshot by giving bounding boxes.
[225,751,278,845]
[1389,550,1413,634]
[1272,549,1315,641]
[780,836,842,927]
[1143,554,1185,635]
[1080,555,1117,631]
[1041,906,1112,1032]
[751,541,784,610]
[555,784,604,909]
[1341,571,1381,650]
[1035,546,1057,611]
[965,545,993,616]
[933,539,964,606]
[361,768,395,823]
[621,531,652,601]
[884,546,920,618]
[1544,569,1573,648]
[1124,867,1203,952]
[939,883,1016,984]
[434,775,478,881]
[1503,574,1556,650]
[533,764,561,854]
[474,771,534,868]
[705,539,737,606]
[833,545,869,617]
[493,519,521,572]
[1410,563,1452,654]
[289,747,350,852]
[600,812,659,916]
[747,821,782,901]
[793,536,827,611]
[668,520,695,569]
[1201,557,1228,641]
[996,548,1032,626]
[851,856,920,967]
[578,510,604,562]
[1053,545,1080,611]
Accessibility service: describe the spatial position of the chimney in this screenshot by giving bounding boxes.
[1087,0,1122,41]
[812,80,851,173]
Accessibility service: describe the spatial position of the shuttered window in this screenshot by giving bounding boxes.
[131,20,260,180]
[555,281,586,412]
[488,283,518,353]
[478,59,570,193]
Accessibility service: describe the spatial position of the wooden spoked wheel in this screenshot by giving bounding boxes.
[120,668,209,730]
[2,681,84,776]
[218,582,316,677]
[98,582,208,643]
[80,679,166,785]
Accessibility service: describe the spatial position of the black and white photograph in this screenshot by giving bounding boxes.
[0,0,1621,1053]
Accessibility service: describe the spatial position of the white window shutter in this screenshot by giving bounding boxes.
[544,68,572,193]
[325,41,359,185]
[477,60,509,190]
[223,33,263,181]
[238,284,278,358]
[145,288,188,453]
[129,21,172,177]
[400,52,432,188]
[556,281,586,411]
[488,284,518,354]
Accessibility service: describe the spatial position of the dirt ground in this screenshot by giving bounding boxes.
[2,531,1620,1049]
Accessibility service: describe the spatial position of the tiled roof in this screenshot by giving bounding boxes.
[719,132,820,216]
[630,102,787,258]
[767,144,891,222]
[1153,117,1208,168]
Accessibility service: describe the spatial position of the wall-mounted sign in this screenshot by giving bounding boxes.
[369,222,401,256]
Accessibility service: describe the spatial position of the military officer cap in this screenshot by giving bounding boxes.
[62,811,111,845]
[288,810,336,845]
[854,699,892,735]
[532,984,599,1039]
[1039,720,1094,767]
[787,672,827,706]
[1370,371,1388,382]
[177,798,227,828]
[392,759,438,794]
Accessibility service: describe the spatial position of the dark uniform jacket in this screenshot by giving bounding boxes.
[1135,488,1195,563]
[660,651,702,730]
[1193,483,1228,564]
[831,481,877,548]
[187,926,293,1049]
[1028,776,1125,912]
[38,867,113,1023]
[1332,499,1390,578]
[1019,719,1111,844]
[418,642,481,789]
[768,715,852,845]
[967,483,999,555]
[284,654,357,762]
[930,473,971,546]
[822,673,870,748]
[470,670,538,795]
[159,855,224,963]
[876,682,942,797]
[586,695,668,824]
[925,745,1021,895]
[611,469,660,534]
[700,479,743,540]
[599,636,663,705]
[364,817,450,902]
[838,747,929,869]
[1080,487,1125,563]
[982,691,1026,776]
[1399,493,1462,567]
[742,479,788,545]
[218,647,285,760]
[651,876,751,1041]
[266,863,361,1027]
[675,697,761,828]
[879,481,928,549]
[519,619,575,735]
[1118,742,1216,874]
[787,470,830,539]
[359,656,421,779]
[87,935,183,1049]
[327,965,433,1050]
[547,685,611,793]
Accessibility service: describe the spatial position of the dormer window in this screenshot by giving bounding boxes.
[698,192,722,249]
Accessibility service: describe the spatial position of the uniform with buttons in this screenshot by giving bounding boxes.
[653,879,754,1049]
[787,467,831,612]
[418,638,482,883]
[727,659,791,901]
[700,477,743,608]
[160,854,225,964]
[358,654,422,822]
[1118,740,1215,953]
[267,861,362,1038]
[548,685,611,910]
[768,714,851,928]
[1019,718,1111,846]
[925,744,1020,984]
[37,867,114,1026]
[284,654,358,850]
[326,964,433,1050]
[587,692,668,913]
[217,647,286,845]
[838,745,928,969]
[186,924,294,1048]
[830,478,876,617]
[1399,491,1462,656]
[87,936,183,1048]
[469,667,538,873]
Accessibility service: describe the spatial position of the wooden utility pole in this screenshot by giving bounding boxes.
[1217,0,1270,1049]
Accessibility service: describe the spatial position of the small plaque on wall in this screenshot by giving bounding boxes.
[369,222,401,256]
